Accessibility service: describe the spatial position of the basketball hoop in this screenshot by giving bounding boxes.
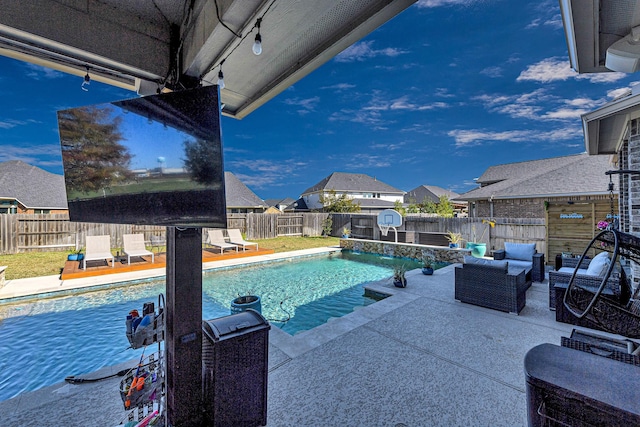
[377,209,402,243]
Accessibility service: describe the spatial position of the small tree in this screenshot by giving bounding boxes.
[393,200,406,216]
[322,216,333,237]
[319,189,361,213]
[406,197,420,214]
[419,197,437,214]
[436,195,455,218]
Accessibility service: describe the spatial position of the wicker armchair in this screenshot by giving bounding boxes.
[455,257,530,314]
[548,256,622,310]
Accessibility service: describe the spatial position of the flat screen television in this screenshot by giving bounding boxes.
[57,85,226,227]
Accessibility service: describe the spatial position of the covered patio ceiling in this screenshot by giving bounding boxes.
[559,0,640,74]
[0,0,415,119]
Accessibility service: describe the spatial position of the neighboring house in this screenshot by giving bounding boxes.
[284,197,310,212]
[300,172,405,213]
[0,160,68,214]
[264,197,296,212]
[404,185,468,215]
[457,154,616,219]
[224,172,266,213]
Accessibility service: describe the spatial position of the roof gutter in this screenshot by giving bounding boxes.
[460,191,614,201]
[559,0,579,72]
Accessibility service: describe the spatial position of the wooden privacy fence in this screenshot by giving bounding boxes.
[228,213,329,239]
[1,213,547,255]
[0,213,332,254]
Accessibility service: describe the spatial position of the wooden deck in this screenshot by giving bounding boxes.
[60,247,275,280]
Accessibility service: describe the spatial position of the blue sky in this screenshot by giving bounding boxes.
[1,0,637,201]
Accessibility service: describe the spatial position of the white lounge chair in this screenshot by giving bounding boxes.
[83,235,114,270]
[226,229,258,251]
[123,234,154,265]
[206,229,238,254]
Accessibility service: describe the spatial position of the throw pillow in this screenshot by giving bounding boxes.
[504,242,536,261]
[585,252,610,277]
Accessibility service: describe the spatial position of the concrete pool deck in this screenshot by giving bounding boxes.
[0,249,587,426]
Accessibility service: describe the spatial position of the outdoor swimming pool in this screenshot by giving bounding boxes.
[0,251,422,401]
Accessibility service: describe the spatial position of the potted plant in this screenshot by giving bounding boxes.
[466,219,495,258]
[342,226,351,238]
[67,248,84,261]
[421,255,435,275]
[392,264,407,288]
[445,231,463,249]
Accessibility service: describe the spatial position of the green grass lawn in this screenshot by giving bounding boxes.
[0,236,341,280]
[0,251,69,280]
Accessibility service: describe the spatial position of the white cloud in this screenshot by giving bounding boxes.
[0,118,38,129]
[371,141,406,151]
[345,153,391,168]
[448,126,580,147]
[320,83,356,91]
[526,14,563,30]
[473,89,599,122]
[24,63,64,80]
[335,41,408,63]
[544,14,564,29]
[415,0,484,7]
[607,87,632,99]
[283,96,320,115]
[540,108,589,120]
[329,108,390,130]
[517,57,627,83]
[434,88,455,98]
[227,158,308,190]
[480,66,502,78]
[0,144,63,166]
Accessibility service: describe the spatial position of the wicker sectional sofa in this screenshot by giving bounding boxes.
[455,256,531,314]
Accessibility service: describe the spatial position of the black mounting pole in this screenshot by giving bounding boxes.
[165,226,203,426]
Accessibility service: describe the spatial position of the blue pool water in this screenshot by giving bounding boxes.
[0,251,421,401]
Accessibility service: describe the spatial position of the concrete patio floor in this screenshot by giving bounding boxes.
[0,253,580,426]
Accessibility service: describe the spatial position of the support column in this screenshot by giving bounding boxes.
[165,227,203,426]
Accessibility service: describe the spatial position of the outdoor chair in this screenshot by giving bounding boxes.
[226,229,258,251]
[206,230,239,254]
[454,256,529,314]
[548,252,624,310]
[149,235,166,254]
[493,242,545,283]
[123,234,154,265]
[83,235,114,270]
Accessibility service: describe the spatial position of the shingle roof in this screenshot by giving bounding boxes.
[301,172,404,195]
[264,197,295,208]
[350,198,397,208]
[0,160,68,209]
[285,197,309,211]
[404,185,461,203]
[224,172,265,208]
[458,154,614,201]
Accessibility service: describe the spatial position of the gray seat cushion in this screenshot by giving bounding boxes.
[504,259,532,273]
